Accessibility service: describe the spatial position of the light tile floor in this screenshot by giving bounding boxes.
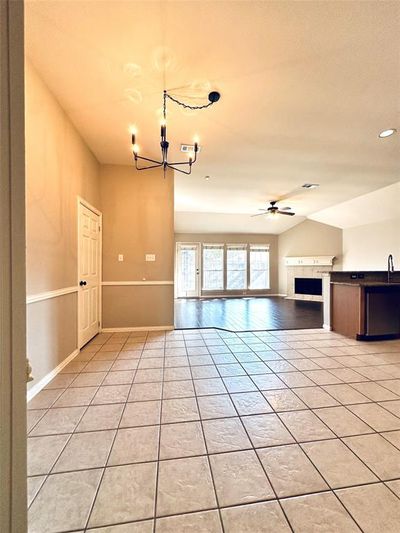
[27,328,400,532]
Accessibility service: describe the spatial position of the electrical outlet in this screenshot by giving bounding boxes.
[118,254,124,262]
[145,254,156,262]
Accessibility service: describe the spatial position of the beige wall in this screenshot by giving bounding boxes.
[278,220,343,294]
[175,233,279,295]
[342,218,400,271]
[25,61,100,387]
[100,164,174,328]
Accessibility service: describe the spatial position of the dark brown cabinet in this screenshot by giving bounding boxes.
[331,282,400,340]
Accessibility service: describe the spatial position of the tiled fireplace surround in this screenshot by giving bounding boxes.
[286,266,331,302]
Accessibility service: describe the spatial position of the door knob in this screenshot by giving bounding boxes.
[79,280,87,286]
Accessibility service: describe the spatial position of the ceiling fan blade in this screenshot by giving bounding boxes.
[251,211,268,218]
[277,210,295,216]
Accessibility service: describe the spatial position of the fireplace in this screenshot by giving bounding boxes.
[295,277,322,296]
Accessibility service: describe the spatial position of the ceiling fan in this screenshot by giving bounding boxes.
[252,200,295,218]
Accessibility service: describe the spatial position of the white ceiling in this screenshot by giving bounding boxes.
[310,181,400,229]
[25,0,400,234]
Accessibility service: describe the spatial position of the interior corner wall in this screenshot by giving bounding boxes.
[174,232,279,295]
[25,60,101,388]
[100,164,174,329]
[278,219,343,294]
[342,218,400,271]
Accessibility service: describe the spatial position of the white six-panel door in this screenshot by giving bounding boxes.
[78,200,101,347]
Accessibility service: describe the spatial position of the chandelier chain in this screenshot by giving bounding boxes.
[164,90,215,116]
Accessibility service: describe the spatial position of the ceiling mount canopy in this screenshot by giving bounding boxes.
[131,89,221,176]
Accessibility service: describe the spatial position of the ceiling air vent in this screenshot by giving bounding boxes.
[181,144,202,153]
[302,183,319,189]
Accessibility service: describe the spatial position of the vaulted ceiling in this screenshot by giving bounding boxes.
[25,0,400,233]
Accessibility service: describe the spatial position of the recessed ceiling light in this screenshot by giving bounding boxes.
[378,128,396,138]
[302,183,319,189]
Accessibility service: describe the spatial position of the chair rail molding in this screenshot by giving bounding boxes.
[27,286,79,304]
[102,280,174,286]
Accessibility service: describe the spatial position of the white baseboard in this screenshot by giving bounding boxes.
[101,325,175,333]
[27,348,80,402]
[323,324,332,331]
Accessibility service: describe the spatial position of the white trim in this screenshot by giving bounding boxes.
[323,324,332,331]
[26,286,78,304]
[27,348,80,401]
[101,326,175,332]
[77,195,102,216]
[102,281,174,286]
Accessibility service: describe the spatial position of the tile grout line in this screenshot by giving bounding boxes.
[82,332,146,531]
[153,331,166,533]
[184,334,226,533]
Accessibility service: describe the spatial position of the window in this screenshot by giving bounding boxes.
[249,245,270,289]
[178,241,270,293]
[226,244,247,290]
[203,244,224,290]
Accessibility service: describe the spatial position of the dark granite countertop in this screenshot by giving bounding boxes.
[330,281,400,287]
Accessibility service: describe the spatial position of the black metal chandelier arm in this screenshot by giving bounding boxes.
[167,161,193,166]
[134,159,164,171]
[166,163,193,175]
[135,154,163,165]
[168,148,198,167]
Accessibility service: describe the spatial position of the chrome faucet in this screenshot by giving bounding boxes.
[388,254,394,283]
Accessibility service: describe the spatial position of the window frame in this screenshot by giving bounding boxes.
[199,242,270,293]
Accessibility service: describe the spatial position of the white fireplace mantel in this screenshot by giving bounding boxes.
[284,256,335,267]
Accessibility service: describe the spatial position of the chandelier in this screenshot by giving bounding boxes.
[131,89,221,176]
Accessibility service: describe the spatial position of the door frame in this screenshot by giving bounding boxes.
[0,1,27,530]
[175,242,201,298]
[77,196,103,348]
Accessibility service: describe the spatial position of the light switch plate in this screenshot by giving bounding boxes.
[145,254,156,262]
[118,254,124,262]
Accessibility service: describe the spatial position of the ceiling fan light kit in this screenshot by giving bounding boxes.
[131,89,221,176]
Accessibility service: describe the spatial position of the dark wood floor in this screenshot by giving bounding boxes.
[174,296,323,331]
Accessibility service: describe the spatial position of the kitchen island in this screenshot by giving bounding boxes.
[329,271,400,340]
